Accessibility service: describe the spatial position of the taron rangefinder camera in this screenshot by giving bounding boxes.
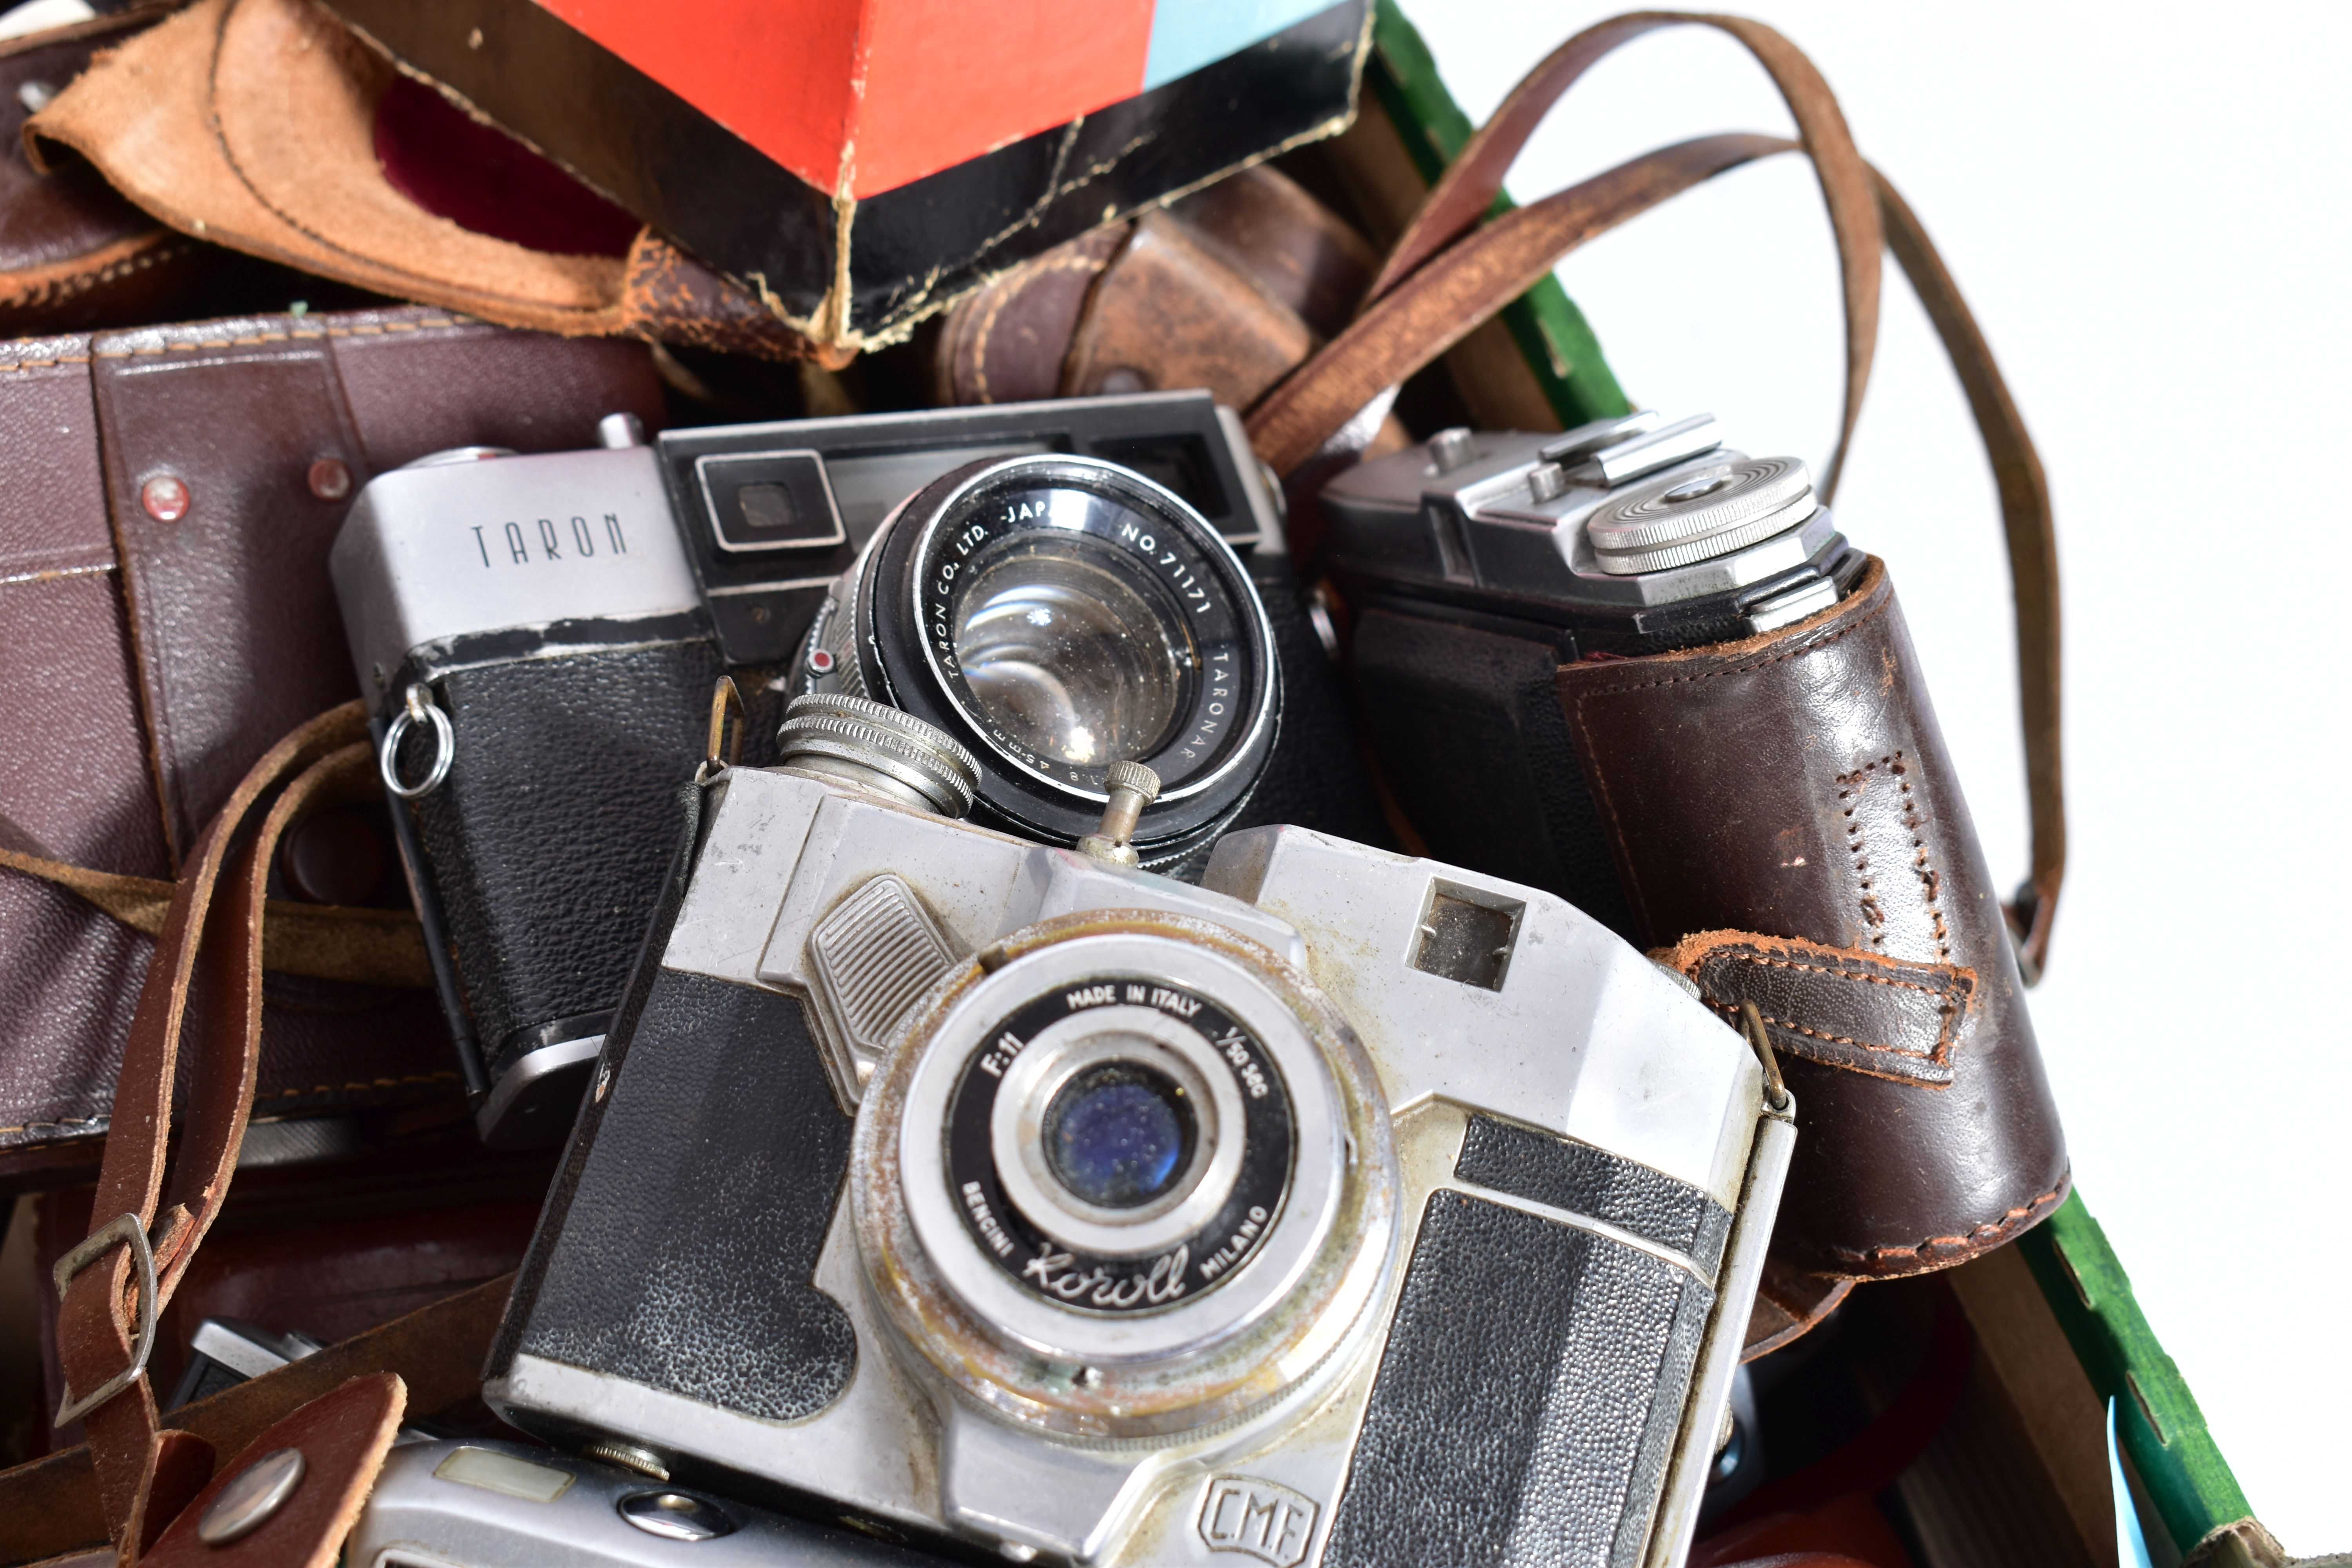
[1320,410,1862,937]
[328,392,1380,1146]
[482,686,1793,1568]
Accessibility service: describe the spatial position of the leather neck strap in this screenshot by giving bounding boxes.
[5,1274,514,1563]
[1874,171,2062,976]
[52,701,375,1557]
[1246,12,2063,975]
[1363,11,1881,501]
[1247,131,1792,480]
[0,844,430,987]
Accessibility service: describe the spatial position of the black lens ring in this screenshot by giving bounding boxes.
[946,976,1295,1316]
[861,456,1278,854]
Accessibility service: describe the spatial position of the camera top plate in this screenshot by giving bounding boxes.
[656,391,1281,667]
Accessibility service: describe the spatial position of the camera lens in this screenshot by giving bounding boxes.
[953,536,1191,768]
[1042,1057,1198,1210]
[826,454,1279,864]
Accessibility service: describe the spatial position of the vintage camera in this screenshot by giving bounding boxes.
[330,392,1379,1147]
[348,1438,924,1566]
[1319,411,1865,936]
[482,693,1793,1568]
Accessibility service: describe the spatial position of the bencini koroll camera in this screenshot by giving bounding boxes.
[328,392,1381,1147]
[482,671,1793,1566]
[1320,411,1865,937]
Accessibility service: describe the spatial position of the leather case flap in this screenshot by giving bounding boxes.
[1662,929,1977,1089]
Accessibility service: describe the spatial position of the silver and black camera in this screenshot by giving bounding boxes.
[348,1438,929,1566]
[328,393,1383,1146]
[481,685,1793,1567]
[1319,411,1864,937]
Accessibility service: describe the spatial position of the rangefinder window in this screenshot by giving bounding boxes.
[822,441,1052,540]
[695,450,844,552]
[1087,432,1227,518]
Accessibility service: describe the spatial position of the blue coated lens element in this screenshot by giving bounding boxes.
[1043,1060,1196,1210]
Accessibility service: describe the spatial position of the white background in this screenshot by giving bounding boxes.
[1406,2,2348,1553]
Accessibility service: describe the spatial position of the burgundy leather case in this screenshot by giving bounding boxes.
[0,307,665,1181]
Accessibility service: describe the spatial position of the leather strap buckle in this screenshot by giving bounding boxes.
[52,1212,160,1427]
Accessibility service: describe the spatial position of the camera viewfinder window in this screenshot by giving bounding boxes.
[1409,883,1523,991]
[696,450,846,552]
[1088,434,1227,519]
[739,483,797,533]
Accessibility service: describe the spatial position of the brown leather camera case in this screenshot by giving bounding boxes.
[1559,558,2068,1278]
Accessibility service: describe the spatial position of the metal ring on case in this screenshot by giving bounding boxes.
[380,684,454,799]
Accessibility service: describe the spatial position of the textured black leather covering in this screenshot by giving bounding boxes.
[1324,1191,1712,1568]
[503,967,857,1421]
[1349,604,1638,939]
[1456,1115,1733,1283]
[1160,552,1392,880]
[402,638,726,1071]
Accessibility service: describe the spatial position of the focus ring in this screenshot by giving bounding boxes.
[777,693,982,818]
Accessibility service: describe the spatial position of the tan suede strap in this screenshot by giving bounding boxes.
[1363,11,1881,499]
[0,846,430,988]
[51,702,377,1557]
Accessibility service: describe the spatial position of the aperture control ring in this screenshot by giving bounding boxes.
[853,910,1399,1439]
[775,693,982,818]
[1586,454,1818,575]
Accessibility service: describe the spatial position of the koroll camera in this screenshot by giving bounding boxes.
[482,689,1793,1567]
[1320,411,1862,936]
[329,392,1381,1147]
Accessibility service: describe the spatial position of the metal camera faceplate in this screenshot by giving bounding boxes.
[1197,826,1790,1568]
[1317,418,1847,620]
[328,444,704,705]
[1202,826,1764,1209]
[487,768,1790,1568]
[855,911,1396,1444]
[345,1438,909,1567]
[489,764,1396,1562]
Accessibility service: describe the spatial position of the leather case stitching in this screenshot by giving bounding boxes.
[1672,933,1976,1089]
[1836,751,1953,962]
[89,314,472,357]
[1829,1172,2069,1267]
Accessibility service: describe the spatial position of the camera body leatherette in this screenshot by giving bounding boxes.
[397,637,741,1083]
